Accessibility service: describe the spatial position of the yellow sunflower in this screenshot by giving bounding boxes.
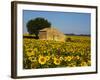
[33,48,38,52]
[38,56,47,65]
[76,56,80,60]
[28,56,36,62]
[54,58,60,65]
[64,56,72,61]
[80,62,88,66]
[46,56,50,61]
[26,50,35,56]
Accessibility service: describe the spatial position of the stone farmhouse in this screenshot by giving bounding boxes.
[39,27,66,42]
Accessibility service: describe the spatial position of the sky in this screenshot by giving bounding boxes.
[23,10,91,35]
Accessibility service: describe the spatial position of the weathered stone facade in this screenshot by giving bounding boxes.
[39,28,66,42]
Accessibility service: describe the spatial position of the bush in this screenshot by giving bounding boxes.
[66,37,72,42]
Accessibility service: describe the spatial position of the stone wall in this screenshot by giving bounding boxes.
[39,28,66,42]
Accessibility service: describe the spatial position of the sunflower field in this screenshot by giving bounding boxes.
[23,36,91,69]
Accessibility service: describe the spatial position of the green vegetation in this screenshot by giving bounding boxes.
[26,17,51,39]
[23,35,91,69]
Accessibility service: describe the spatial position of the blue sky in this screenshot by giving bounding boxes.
[23,10,91,35]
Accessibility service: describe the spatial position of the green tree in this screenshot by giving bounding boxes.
[26,17,51,39]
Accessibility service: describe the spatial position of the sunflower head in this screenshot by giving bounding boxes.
[76,56,80,60]
[38,55,47,65]
[80,62,88,66]
[46,56,50,61]
[26,48,35,57]
[28,56,36,62]
[64,56,72,61]
[54,58,60,65]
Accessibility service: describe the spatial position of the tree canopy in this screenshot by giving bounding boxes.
[26,17,51,39]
